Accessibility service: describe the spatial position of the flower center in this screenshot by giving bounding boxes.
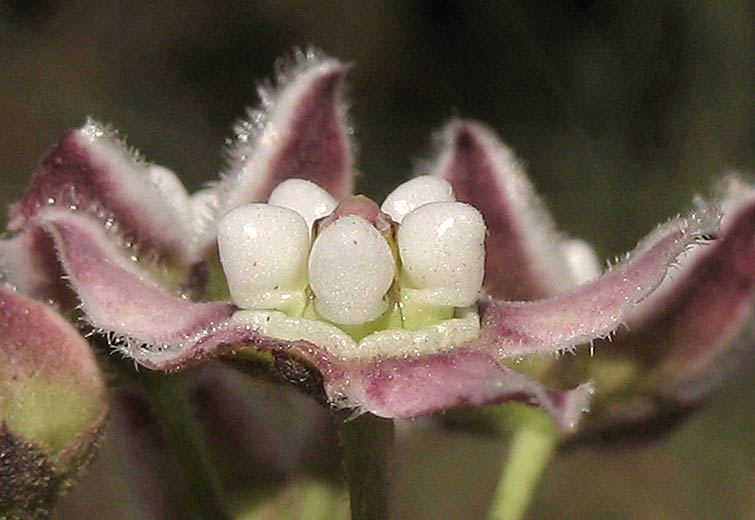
[217,177,486,359]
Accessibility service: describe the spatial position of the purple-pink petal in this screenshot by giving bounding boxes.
[221,54,354,214]
[616,181,755,402]
[478,207,720,358]
[430,120,577,300]
[570,185,754,445]
[329,348,593,431]
[8,121,196,264]
[38,209,235,358]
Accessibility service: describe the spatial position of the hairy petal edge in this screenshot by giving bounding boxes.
[478,207,721,358]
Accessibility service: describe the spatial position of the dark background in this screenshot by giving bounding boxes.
[1,1,753,518]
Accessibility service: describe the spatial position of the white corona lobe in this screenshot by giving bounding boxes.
[380,175,455,223]
[268,178,338,231]
[217,203,310,309]
[398,201,485,306]
[309,215,395,324]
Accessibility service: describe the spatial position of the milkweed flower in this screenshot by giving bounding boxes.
[1,49,752,516]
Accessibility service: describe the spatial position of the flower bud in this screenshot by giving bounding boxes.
[380,175,455,223]
[218,203,310,311]
[268,178,338,232]
[309,215,395,324]
[398,201,485,307]
[0,286,107,518]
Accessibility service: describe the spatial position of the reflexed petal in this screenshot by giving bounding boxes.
[478,207,720,358]
[37,208,236,365]
[570,179,754,445]
[429,120,578,300]
[613,178,755,402]
[220,51,354,215]
[329,348,593,431]
[9,120,196,264]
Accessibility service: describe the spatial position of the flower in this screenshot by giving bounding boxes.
[1,49,751,460]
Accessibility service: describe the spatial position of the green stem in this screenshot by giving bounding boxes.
[489,406,559,520]
[338,412,395,520]
[141,372,230,520]
[234,478,349,520]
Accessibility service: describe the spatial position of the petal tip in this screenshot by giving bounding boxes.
[220,50,354,212]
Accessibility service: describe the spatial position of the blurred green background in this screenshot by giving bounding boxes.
[1,1,753,518]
